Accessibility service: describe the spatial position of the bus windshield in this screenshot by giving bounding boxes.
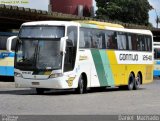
[15,39,62,70]
[15,26,65,70]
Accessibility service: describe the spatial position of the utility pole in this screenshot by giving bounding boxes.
[156,16,159,28]
[155,9,159,28]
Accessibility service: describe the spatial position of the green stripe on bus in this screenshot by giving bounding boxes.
[99,50,114,86]
[91,49,114,86]
[91,49,106,86]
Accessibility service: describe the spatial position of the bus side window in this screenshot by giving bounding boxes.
[91,34,99,48]
[95,31,103,49]
[82,31,89,48]
[0,36,7,50]
[117,32,127,50]
[11,38,17,51]
[137,35,145,51]
[131,34,137,50]
[106,31,117,49]
[79,28,92,48]
[85,31,92,48]
[128,34,132,50]
[154,48,160,59]
[101,32,106,49]
[64,26,77,72]
[79,30,85,48]
[145,36,152,51]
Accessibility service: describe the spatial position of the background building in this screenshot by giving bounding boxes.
[49,0,94,17]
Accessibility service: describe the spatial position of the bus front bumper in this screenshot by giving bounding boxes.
[15,76,77,89]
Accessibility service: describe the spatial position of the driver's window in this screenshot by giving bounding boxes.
[64,26,77,72]
[11,38,17,51]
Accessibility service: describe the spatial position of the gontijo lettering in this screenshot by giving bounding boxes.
[119,54,138,61]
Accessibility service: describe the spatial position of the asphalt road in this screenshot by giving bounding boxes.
[0,77,160,115]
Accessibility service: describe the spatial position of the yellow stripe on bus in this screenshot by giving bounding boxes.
[107,51,153,86]
[77,20,124,28]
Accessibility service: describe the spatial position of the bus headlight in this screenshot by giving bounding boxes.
[14,72,23,78]
[49,73,63,78]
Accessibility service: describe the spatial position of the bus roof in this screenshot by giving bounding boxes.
[21,20,124,28]
[76,21,152,35]
[21,21,152,35]
[106,27,152,35]
[21,21,79,26]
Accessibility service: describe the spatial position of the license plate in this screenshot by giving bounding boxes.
[32,82,40,85]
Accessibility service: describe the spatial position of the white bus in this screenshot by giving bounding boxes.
[153,42,160,77]
[11,21,153,94]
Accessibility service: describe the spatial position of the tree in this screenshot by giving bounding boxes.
[95,0,153,25]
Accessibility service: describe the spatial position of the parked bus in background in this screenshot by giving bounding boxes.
[11,21,153,94]
[153,42,160,77]
[0,32,17,77]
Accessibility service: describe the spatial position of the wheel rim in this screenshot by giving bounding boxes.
[136,74,141,88]
[79,78,84,94]
[129,74,134,90]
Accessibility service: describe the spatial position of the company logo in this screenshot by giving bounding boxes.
[115,51,153,64]
[119,54,138,61]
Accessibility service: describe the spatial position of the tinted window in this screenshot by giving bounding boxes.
[145,36,152,51]
[67,26,77,47]
[0,36,7,50]
[154,48,160,59]
[127,34,132,50]
[0,32,18,50]
[105,31,117,49]
[11,38,17,51]
[80,28,118,49]
[91,31,102,48]
[79,28,152,52]
[64,26,78,72]
[137,35,145,51]
[79,30,85,48]
[117,32,127,50]
[79,28,91,48]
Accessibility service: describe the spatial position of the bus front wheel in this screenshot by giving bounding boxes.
[76,75,87,94]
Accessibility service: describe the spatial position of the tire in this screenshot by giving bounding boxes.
[36,88,45,94]
[76,75,86,94]
[127,73,135,90]
[134,73,141,90]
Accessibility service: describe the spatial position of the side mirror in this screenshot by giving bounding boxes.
[60,36,68,54]
[7,36,17,52]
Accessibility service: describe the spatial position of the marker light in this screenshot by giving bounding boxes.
[14,72,23,78]
[49,73,63,78]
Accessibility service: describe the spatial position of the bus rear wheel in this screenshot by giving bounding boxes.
[127,73,135,90]
[76,75,87,94]
[134,73,141,90]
